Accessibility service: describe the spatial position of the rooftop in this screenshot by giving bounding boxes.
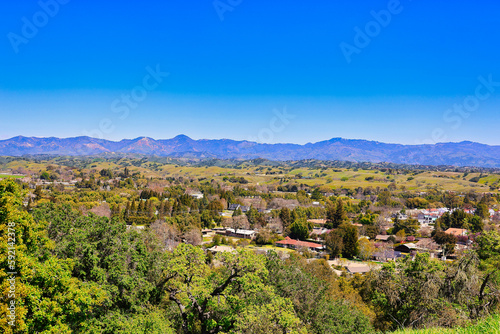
[276,237,323,249]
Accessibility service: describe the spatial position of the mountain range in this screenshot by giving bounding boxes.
[1,135,499,168]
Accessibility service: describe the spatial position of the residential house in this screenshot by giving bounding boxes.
[225,228,256,240]
[444,228,468,237]
[417,211,439,226]
[394,243,418,253]
[228,204,250,213]
[346,264,371,274]
[375,235,394,242]
[276,237,324,252]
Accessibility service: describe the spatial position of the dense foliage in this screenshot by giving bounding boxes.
[1,154,500,333]
[0,180,373,333]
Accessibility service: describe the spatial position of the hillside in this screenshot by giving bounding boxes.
[1,136,500,168]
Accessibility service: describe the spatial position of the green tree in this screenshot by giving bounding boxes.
[163,244,305,333]
[279,207,293,229]
[469,215,484,233]
[358,238,375,261]
[327,199,348,229]
[475,203,489,220]
[200,209,214,229]
[365,225,380,240]
[377,190,392,206]
[450,209,469,228]
[337,223,359,258]
[357,212,377,225]
[325,230,344,259]
[99,168,113,178]
[31,202,173,331]
[393,218,420,236]
[265,252,372,334]
[0,180,109,333]
[232,207,242,217]
[476,230,500,261]
[433,231,457,255]
[311,188,323,201]
[246,206,264,227]
[289,218,311,240]
[369,252,500,330]
[207,200,223,213]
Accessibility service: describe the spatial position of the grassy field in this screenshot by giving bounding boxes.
[0,174,23,179]
[393,314,500,334]
[1,157,499,193]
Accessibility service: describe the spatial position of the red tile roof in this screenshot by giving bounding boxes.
[444,228,468,237]
[276,237,323,249]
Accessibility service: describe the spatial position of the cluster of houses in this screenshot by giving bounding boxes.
[410,207,499,224]
[180,198,496,275]
[374,227,470,260]
[203,202,481,276]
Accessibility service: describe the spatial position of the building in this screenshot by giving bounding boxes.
[417,208,448,226]
[444,228,468,237]
[276,237,324,251]
[224,228,256,240]
[228,204,250,213]
[417,212,439,225]
[375,235,394,242]
[394,243,418,253]
[346,264,371,274]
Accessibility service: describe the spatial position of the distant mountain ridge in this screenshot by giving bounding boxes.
[1,135,500,168]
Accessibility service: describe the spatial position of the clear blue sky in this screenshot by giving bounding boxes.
[1,0,500,145]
